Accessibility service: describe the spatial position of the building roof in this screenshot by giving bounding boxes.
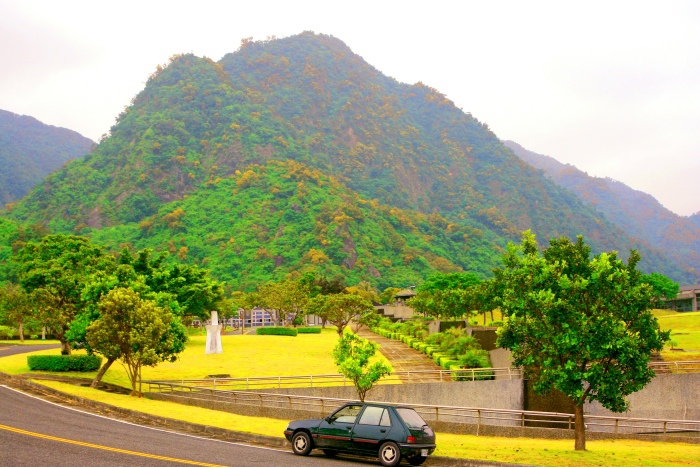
[393,288,417,299]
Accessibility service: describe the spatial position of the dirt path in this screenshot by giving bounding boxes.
[355,328,449,383]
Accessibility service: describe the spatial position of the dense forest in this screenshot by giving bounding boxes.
[1,32,695,287]
[0,109,94,207]
[505,140,700,282]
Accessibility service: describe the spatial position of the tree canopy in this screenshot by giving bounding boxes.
[493,232,670,450]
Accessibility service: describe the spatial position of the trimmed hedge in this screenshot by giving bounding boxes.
[297,327,322,334]
[27,354,102,372]
[256,326,298,336]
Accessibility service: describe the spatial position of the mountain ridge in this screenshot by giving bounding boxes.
[2,32,694,286]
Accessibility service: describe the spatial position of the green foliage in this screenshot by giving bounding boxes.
[333,333,392,401]
[0,325,15,339]
[309,292,374,336]
[641,272,680,301]
[27,354,102,372]
[493,232,671,450]
[17,234,114,354]
[86,287,180,396]
[296,326,322,334]
[255,326,298,336]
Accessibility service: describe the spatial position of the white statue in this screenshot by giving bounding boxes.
[205,310,223,354]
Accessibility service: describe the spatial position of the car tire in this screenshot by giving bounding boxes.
[322,449,338,457]
[407,454,427,465]
[291,431,312,456]
[379,441,401,467]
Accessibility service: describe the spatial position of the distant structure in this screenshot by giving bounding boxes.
[374,286,417,321]
[660,285,700,312]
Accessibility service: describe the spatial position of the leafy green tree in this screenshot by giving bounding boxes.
[86,287,183,397]
[493,232,670,451]
[641,272,680,302]
[417,272,481,293]
[0,283,31,341]
[333,333,392,401]
[378,287,400,304]
[309,293,374,337]
[17,235,114,354]
[255,279,310,326]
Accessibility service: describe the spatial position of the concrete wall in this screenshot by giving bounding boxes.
[585,373,700,425]
[267,379,524,412]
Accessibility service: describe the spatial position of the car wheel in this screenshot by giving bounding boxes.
[322,449,338,457]
[379,441,401,467]
[291,431,312,456]
[407,454,427,465]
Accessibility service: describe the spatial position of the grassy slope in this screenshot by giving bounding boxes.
[656,311,700,356]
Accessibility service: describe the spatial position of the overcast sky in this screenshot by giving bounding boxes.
[1,0,698,216]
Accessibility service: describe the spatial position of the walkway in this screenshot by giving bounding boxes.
[355,328,448,383]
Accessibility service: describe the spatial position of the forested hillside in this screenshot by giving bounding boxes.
[0,110,93,207]
[505,140,700,283]
[2,32,693,286]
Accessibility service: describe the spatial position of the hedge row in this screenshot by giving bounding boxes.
[297,327,322,334]
[256,327,298,336]
[27,354,102,372]
[371,325,494,380]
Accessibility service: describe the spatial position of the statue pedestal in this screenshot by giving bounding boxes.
[205,311,223,354]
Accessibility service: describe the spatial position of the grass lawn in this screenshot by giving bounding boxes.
[26,380,700,467]
[0,327,394,390]
[656,311,700,352]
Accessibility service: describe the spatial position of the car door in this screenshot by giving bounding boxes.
[314,404,362,451]
[350,405,391,454]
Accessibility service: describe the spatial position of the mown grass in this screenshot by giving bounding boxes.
[28,381,700,467]
[0,327,394,390]
[656,311,700,352]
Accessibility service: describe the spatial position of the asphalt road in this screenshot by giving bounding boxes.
[0,385,378,467]
[0,343,61,357]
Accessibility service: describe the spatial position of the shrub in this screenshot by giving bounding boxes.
[27,354,102,372]
[256,326,298,336]
[489,320,504,326]
[297,327,322,334]
[0,325,15,340]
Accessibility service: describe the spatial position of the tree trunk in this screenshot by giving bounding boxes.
[91,357,116,388]
[60,340,71,355]
[574,403,586,451]
[18,322,24,343]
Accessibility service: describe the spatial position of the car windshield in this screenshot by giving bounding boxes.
[396,408,428,429]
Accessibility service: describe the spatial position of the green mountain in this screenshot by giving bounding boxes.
[504,140,700,283]
[0,109,94,207]
[2,32,693,287]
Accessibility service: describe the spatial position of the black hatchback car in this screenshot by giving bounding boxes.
[284,402,436,466]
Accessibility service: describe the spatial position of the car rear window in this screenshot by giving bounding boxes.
[396,408,428,429]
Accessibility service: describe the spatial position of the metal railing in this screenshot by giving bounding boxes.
[142,367,523,391]
[648,360,700,374]
[143,382,700,436]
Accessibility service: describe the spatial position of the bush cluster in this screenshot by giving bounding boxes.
[372,317,494,380]
[255,326,298,336]
[27,354,102,372]
[297,327,322,334]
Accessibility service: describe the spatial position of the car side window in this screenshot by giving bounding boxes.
[358,406,387,426]
[379,409,391,427]
[331,405,363,423]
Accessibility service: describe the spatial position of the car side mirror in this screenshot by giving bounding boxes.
[324,416,333,423]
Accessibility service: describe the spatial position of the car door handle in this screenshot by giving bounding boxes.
[380,429,386,433]
[346,426,352,430]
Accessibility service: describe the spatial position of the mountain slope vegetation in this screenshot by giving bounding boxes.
[505,140,700,283]
[2,32,693,286]
[0,109,93,207]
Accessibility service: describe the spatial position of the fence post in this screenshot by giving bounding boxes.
[664,421,667,434]
[477,409,481,436]
[435,407,439,422]
[278,376,281,389]
[310,375,313,388]
[615,418,619,434]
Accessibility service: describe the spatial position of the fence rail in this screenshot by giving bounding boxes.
[143,381,700,436]
[143,367,523,391]
[648,360,700,374]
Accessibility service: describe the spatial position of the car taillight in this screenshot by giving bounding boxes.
[406,436,416,444]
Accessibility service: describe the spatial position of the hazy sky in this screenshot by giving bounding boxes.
[1,0,698,216]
